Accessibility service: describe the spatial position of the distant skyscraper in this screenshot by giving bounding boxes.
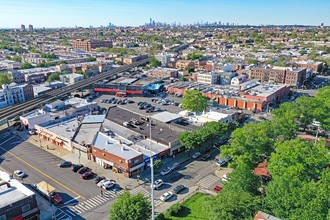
[28,24,33,32]
[20,24,25,31]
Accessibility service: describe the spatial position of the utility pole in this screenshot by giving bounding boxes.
[148,115,155,220]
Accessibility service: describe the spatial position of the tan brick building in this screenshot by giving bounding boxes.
[73,39,113,51]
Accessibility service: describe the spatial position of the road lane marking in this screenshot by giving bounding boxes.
[0,145,86,200]
[64,196,81,205]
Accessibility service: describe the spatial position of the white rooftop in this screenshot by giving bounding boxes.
[151,112,182,123]
[198,111,230,121]
[93,132,142,160]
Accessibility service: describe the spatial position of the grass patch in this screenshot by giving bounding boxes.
[164,192,210,220]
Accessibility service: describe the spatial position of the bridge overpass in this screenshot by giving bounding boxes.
[0,58,150,124]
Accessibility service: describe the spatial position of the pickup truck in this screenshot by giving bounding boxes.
[32,181,63,205]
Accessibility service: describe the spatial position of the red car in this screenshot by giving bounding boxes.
[213,185,222,193]
[81,171,94,179]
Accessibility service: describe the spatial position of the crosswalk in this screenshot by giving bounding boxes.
[130,185,162,206]
[196,174,220,189]
[67,190,123,214]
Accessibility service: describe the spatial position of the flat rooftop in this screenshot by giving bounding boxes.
[0,171,35,208]
[43,117,79,139]
[21,109,48,119]
[246,83,287,97]
[106,106,195,146]
[93,132,142,160]
[73,123,101,145]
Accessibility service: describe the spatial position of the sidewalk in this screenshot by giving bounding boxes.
[11,128,140,190]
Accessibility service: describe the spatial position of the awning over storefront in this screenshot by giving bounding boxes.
[55,138,63,143]
[130,162,145,172]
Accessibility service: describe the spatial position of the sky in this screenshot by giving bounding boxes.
[0,0,329,28]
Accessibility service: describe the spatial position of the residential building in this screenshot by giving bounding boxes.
[28,24,33,32]
[231,75,248,86]
[146,68,178,78]
[249,66,306,88]
[123,54,148,64]
[72,39,113,51]
[293,61,323,73]
[175,60,195,70]
[59,73,84,84]
[0,170,40,220]
[196,72,220,84]
[155,52,171,67]
[0,84,34,108]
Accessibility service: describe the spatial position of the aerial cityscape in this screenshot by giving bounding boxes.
[0,1,330,220]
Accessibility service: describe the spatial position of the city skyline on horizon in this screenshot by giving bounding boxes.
[0,0,329,28]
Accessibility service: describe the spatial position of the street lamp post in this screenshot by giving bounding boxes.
[147,116,155,220]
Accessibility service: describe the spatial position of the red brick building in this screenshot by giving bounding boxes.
[73,39,113,51]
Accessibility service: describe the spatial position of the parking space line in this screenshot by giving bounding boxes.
[64,196,80,205]
[0,145,86,200]
[66,210,77,217]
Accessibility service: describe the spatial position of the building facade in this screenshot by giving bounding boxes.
[73,39,113,51]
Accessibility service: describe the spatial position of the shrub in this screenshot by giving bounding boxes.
[167,203,183,216]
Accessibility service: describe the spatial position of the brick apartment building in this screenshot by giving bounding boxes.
[175,60,195,70]
[73,39,113,51]
[293,61,323,73]
[249,66,306,88]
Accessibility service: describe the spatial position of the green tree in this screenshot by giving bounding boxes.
[0,73,12,86]
[85,57,97,62]
[268,138,330,181]
[47,72,60,82]
[205,189,261,220]
[20,62,33,70]
[223,163,260,195]
[221,121,276,167]
[11,55,22,62]
[154,159,162,170]
[313,86,330,130]
[181,90,208,112]
[187,52,204,60]
[149,57,161,68]
[178,131,200,154]
[110,191,151,220]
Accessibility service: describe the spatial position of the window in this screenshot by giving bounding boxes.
[22,204,31,213]
[134,159,139,164]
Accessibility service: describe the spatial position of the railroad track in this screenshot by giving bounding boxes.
[0,58,150,121]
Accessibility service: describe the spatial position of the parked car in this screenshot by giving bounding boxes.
[192,152,201,159]
[14,170,26,178]
[77,167,89,174]
[81,171,94,179]
[153,179,163,189]
[102,180,116,190]
[72,164,84,172]
[160,191,173,201]
[215,157,231,166]
[171,162,181,171]
[97,179,107,187]
[222,174,229,182]
[160,167,172,176]
[93,176,105,184]
[58,161,72,168]
[200,153,211,161]
[173,185,186,194]
[213,185,222,193]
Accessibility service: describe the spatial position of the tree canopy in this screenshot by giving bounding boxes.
[0,73,12,87]
[110,191,151,220]
[181,90,208,112]
[149,57,161,68]
[20,62,34,70]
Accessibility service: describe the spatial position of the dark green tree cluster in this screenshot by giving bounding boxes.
[40,53,56,59]
[181,90,208,112]
[85,57,97,62]
[187,52,205,60]
[0,73,12,87]
[149,57,161,68]
[209,87,330,219]
[179,121,228,153]
[110,191,151,220]
[36,61,54,68]
[20,62,34,70]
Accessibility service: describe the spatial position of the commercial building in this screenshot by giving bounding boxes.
[0,171,40,220]
[175,60,195,70]
[196,72,220,84]
[91,132,145,177]
[20,24,25,31]
[28,24,33,32]
[155,52,171,67]
[20,109,52,129]
[59,73,84,84]
[72,39,113,51]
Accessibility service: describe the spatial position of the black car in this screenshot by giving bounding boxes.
[173,185,186,194]
[77,166,89,174]
[72,164,84,172]
[93,176,105,184]
[201,153,211,161]
[58,161,72,168]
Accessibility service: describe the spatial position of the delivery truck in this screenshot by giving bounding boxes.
[32,181,63,205]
